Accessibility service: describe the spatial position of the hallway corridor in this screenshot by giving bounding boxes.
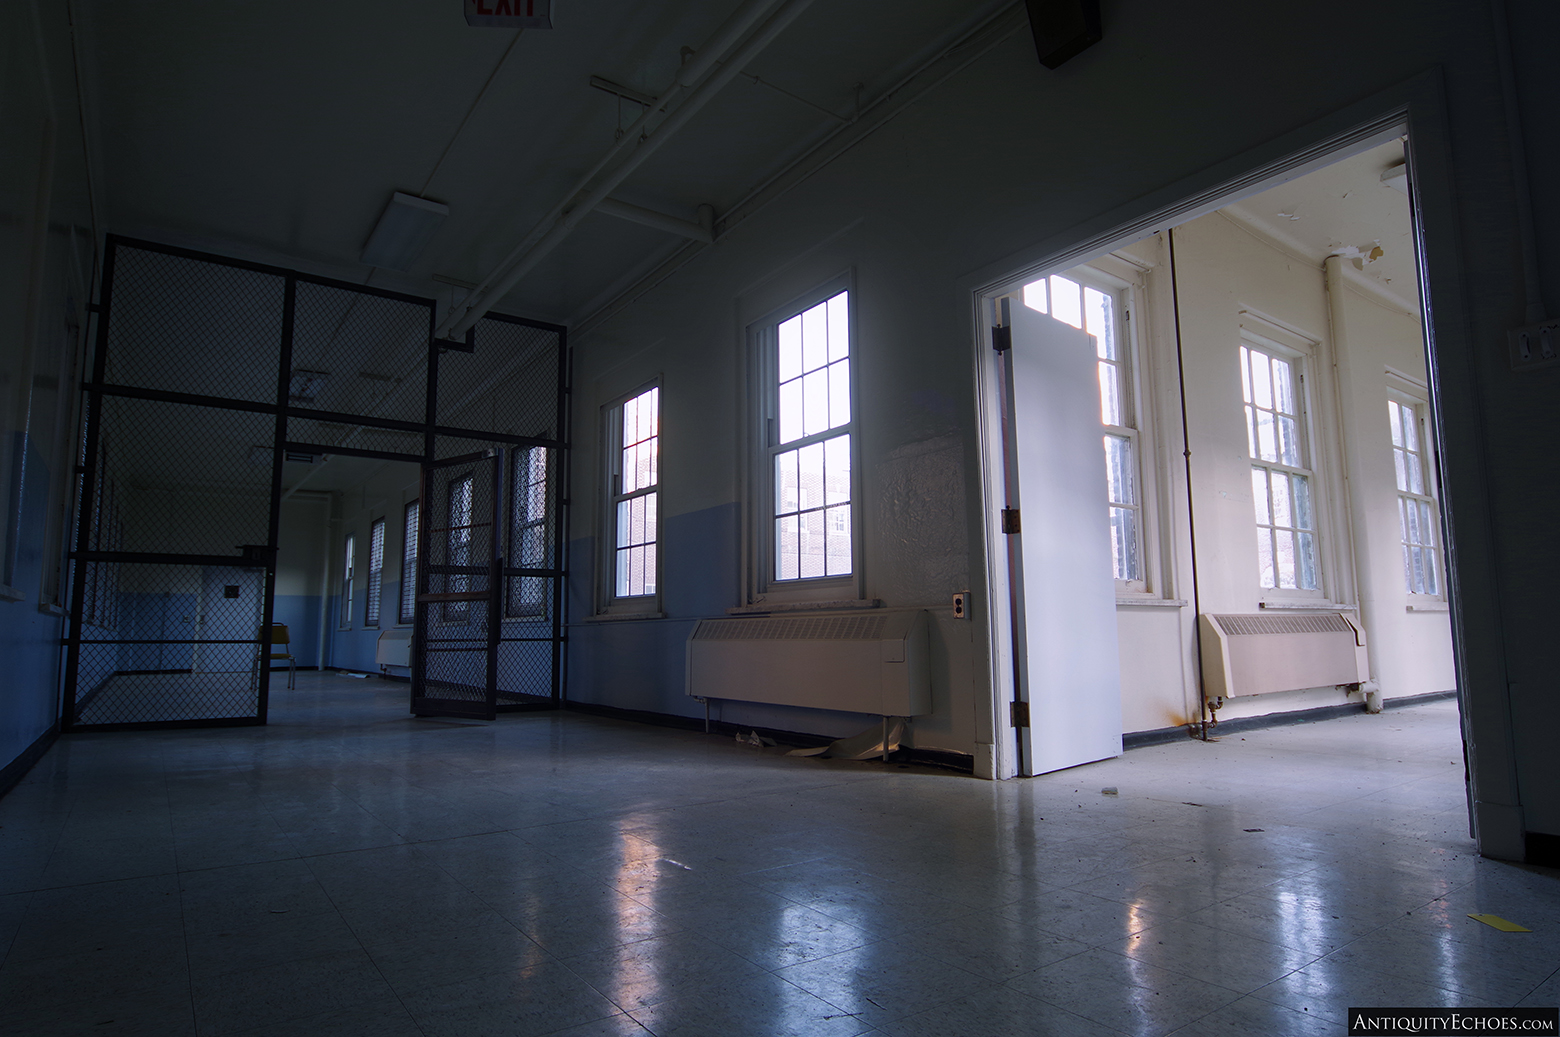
[1,678,1555,1036]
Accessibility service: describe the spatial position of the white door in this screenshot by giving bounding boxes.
[1006,301,1123,775]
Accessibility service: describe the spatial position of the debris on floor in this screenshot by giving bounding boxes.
[1468,913,1531,932]
[1101,787,1118,796]
[736,730,776,748]
[336,671,370,679]
[787,719,904,761]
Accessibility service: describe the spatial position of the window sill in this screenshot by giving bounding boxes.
[585,610,666,623]
[1116,598,1188,608]
[1407,601,1449,612]
[728,598,882,615]
[37,602,65,617]
[0,584,24,604]
[1259,600,1354,611]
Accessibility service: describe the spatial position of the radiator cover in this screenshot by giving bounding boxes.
[1198,611,1368,699]
[686,610,931,716]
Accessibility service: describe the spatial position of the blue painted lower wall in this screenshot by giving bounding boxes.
[566,501,895,740]
[1,435,64,780]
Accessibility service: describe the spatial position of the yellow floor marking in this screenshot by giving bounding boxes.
[1468,913,1531,932]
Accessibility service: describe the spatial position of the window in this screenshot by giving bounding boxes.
[1390,398,1440,597]
[399,500,418,624]
[609,385,659,600]
[508,446,549,617]
[1025,273,1142,586]
[767,290,852,583]
[447,475,474,620]
[365,519,384,627]
[341,533,356,626]
[1242,342,1319,591]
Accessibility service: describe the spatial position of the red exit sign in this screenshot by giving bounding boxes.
[464,0,552,28]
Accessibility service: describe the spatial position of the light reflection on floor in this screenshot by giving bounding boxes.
[1,677,1556,1036]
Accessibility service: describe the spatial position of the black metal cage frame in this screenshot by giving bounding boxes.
[63,235,570,730]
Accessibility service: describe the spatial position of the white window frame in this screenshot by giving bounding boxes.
[599,380,661,616]
[398,499,418,626]
[365,518,385,628]
[746,278,861,605]
[1240,329,1328,601]
[506,445,550,619]
[1387,387,1444,604]
[340,532,356,627]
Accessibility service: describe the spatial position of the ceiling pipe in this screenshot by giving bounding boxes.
[437,0,814,340]
[596,198,714,243]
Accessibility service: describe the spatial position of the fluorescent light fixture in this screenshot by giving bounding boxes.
[361,192,449,271]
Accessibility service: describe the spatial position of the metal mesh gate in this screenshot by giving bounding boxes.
[65,237,569,730]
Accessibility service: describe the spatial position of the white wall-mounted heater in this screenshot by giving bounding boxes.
[686,610,931,717]
[376,629,412,670]
[1198,612,1368,699]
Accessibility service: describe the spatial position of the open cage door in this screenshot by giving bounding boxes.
[411,450,501,719]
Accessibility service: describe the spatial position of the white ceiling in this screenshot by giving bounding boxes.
[83,0,1008,325]
[1221,139,1420,313]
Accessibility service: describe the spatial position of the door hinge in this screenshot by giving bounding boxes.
[991,325,1011,353]
[1001,507,1021,534]
[1010,700,1030,728]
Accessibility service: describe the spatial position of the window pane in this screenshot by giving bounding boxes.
[1291,474,1312,530]
[1105,435,1134,506]
[802,368,829,437]
[1110,505,1139,581]
[1393,447,1409,493]
[616,500,632,548]
[825,505,851,576]
[778,315,802,382]
[1275,529,1297,588]
[621,395,638,449]
[1098,361,1121,427]
[644,433,658,488]
[824,434,850,506]
[1257,529,1275,588]
[1022,279,1048,313]
[1251,468,1270,526]
[1388,400,1405,448]
[1084,287,1115,360]
[615,545,630,597]
[1276,415,1300,467]
[828,360,851,430]
[1251,353,1273,409]
[826,292,849,363]
[1240,346,1253,403]
[1256,409,1276,463]
[1050,275,1082,329]
[1297,531,1317,590]
[775,448,798,516]
[1407,450,1424,495]
[778,378,803,444]
[801,299,827,373]
[1272,357,1294,415]
[1245,405,1257,459]
[1271,471,1292,528]
[642,542,657,595]
[799,509,824,579]
[1401,404,1418,452]
[798,441,824,512]
[776,515,799,581]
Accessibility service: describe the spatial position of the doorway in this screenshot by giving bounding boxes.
[978,127,1457,781]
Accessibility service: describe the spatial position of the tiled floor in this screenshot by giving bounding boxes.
[2,676,1556,1036]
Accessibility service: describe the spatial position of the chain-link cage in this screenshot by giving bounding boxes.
[437,317,561,440]
[91,395,274,555]
[102,246,285,404]
[413,454,499,716]
[504,445,558,621]
[286,416,426,460]
[291,282,430,424]
[72,562,266,726]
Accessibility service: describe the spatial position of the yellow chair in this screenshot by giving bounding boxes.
[268,623,297,689]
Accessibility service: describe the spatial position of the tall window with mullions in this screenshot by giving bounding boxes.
[399,500,418,624]
[366,518,384,627]
[1242,341,1320,591]
[1390,398,1440,597]
[610,387,659,600]
[508,447,549,617]
[446,476,474,621]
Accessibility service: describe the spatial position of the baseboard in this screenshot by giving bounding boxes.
[1123,689,1458,750]
[562,700,974,772]
[0,722,60,800]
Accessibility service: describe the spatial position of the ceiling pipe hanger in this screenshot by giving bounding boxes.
[435,0,816,341]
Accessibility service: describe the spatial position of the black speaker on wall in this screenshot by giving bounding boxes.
[1025,0,1102,69]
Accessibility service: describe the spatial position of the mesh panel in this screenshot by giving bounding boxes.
[495,638,555,704]
[102,247,284,403]
[434,435,507,462]
[291,283,430,423]
[287,416,426,458]
[438,318,560,439]
[95,395,273,555]
[415,455,497,709]
[73,562,265,725]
